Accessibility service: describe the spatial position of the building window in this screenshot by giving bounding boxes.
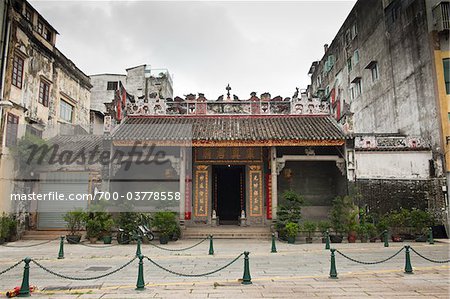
[107,81,118,90]
[37,21,43,35]
[347,58,352,72]
[351,23,358,39]
[39,80,50,107]
[350,78,362,100]
[444,58,450,94]
[392,5,400,23]
[60,100,73,122]
[24,9,32,22]
[353,49,360,65]
[12,55,24,89]
[371,63,379,81]
[6,113,19,147]
[26,125,42,138]
[43,27,52,42]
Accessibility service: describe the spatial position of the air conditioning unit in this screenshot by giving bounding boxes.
[433,1,450,32]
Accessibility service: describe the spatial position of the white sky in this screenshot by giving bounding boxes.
[30,0,356,99]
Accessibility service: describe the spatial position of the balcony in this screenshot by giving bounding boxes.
[433,1,450,32]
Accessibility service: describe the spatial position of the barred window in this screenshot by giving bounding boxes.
[107,81,118,90]
[12,55,24,89]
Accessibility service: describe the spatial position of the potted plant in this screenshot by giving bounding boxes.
[356,223,369,243]
[102,218,115,244]
[386,210,406,242]
[63,209,84,244]
[329,196,355,243]
[116,212,139,244]
[367,223,377,242]
[376,216,389,240]
[0,213,7,244]
[318,220,331,243]
[410,209,432,242]
[285,222,299,244]
[276,190,303,241]
[2,214,17,242]
[95,212,114,244]
[152,211,178,244]
[303,221,316,243]
[85,217,102,244]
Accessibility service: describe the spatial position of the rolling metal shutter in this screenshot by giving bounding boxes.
[37,172,89,229]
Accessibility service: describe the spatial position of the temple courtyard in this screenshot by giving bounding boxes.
[0,238,449,298]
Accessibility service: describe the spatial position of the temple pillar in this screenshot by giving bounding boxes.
[270,147,278,220]
[179,147,186,221]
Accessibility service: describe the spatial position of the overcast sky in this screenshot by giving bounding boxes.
[30,1,356,99]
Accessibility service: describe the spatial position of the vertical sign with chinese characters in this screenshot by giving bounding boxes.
[249,165,263,217]
[194,165,209,217]
[265,174,272,219]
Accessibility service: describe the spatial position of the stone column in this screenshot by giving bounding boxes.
[179,147,186,221]
[270,147,278,220]
[100,138,112,192]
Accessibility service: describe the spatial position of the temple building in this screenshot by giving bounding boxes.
[101,87,348,229]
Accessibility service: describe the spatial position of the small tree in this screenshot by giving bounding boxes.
[276,190,304,239]
[329,195,357,236]
[303,221,317,239]
[63,209,85,236]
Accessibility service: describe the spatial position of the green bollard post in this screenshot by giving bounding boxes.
[383,230,389,247]
[242,251,252,284]
[271,233,277,253]
[209,235,214,255]
[329,248,338,279]
[428,227,434,245]
[136,239,142,257]
[135,254,145,290]
[58,236,64,259]
[325,230,330,250]
[404,245,413,274]
[18,257,31,297]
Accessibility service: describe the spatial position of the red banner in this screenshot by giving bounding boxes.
[184,175,192,220]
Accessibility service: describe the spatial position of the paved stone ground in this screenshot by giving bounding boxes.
[0,238,449,298]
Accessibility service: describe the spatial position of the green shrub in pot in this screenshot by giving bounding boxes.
[63,209,85,244]
[285,222,299,244]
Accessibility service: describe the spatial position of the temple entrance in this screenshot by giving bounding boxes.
[212,165,245,225]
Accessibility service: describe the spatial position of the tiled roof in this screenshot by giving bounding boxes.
[111,115,345,142]
[50,135,104,152]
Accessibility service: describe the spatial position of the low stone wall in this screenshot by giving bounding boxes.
[352,178,446,219]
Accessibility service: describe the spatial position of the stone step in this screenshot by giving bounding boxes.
[182,226,272,239]
[22,230,71,240]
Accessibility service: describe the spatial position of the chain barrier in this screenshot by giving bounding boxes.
[31,256,137,280]
[335,247,404,265]
[410,247,450,264]
[148,238,208,252]
[1,237,60,248]
[144,252,244,277]
[0,260,23,276]
[78,241,118,248]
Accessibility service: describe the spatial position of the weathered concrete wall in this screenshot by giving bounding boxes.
[355,151,432,179]
[89,74,126,113]
[353,178,445,218]
[309,0,443,172]
[126,65,145,98]
[277,161,347,220]
[0,4,91,213]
